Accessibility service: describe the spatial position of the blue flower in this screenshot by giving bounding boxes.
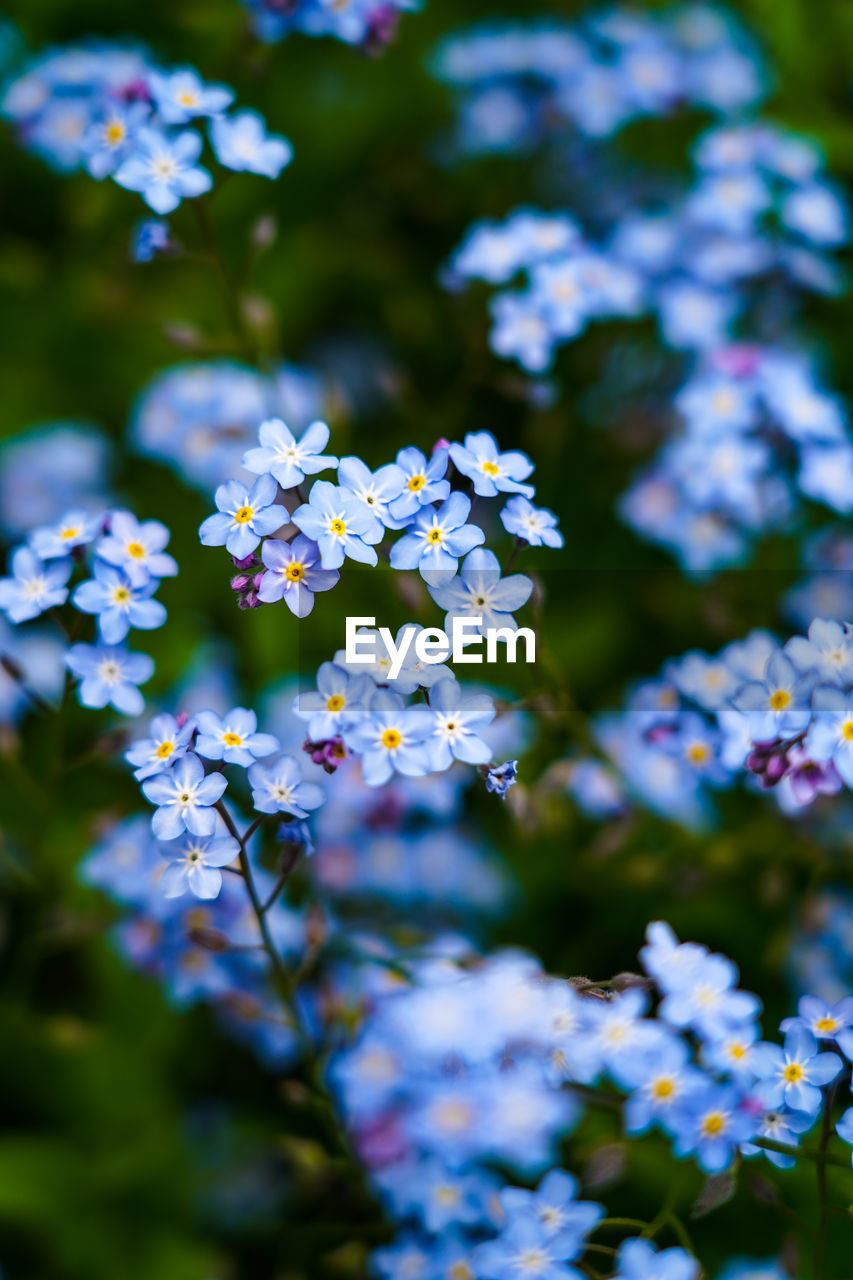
[72,561,167,645]
[499,1168,603,1245]
[242,418,337,490]
[96,510,178,586]
[148,68,234,125]
[475,1216,585,1280]
[257,534,339,616]
[486,759,518,798]
[248,755,326,816]
[621,1034,703,1136]
[291,480,378,570]
[160,835,240,900]
[194,706,280,766]
[29,509,102,560]
[751,1028,843,1115]
[83,100,150,179]
[131,218,173,263]
[387,446,450,523]
[786,618,853,686]
[425,546,533,634]
[781,994,853,1058]
[805,685,853,785]
[670,1083,756,1173]
[344,690,434,785]
[114,128,213,214]
[489,292,554,372]
[210,109,292,178]
[740,1107,815,1169]
[501,495,563,548]
[0,546,71,622]
[390,492,485,577]
[449,430,535,498]
[423,675,495,771]
[125,712,195,781]
[141,752,227,840]
[337,456,406,541]
[657,949,760,1040]
[65,643,154,716]
[293,661,373,740]
[732,650,816,740]
[199,474,289,559]
[614,1238,698,1280]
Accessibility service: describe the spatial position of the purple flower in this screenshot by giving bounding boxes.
[257,535,339,616]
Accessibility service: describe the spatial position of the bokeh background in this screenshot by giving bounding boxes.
[2,0,853,1276]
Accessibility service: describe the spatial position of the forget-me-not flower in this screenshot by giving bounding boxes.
[291,481,378,569]
[293,661,374,740]
[242,419,337,490]
[148,68,234,125]
[425,546,533,635]
[337,456,406,541]
[344,689,434,785]
[449,430,535,498]
[65,642,154,716]
[113,128,213,214]
[199,474,289,559]
[390,492,485,576]
[424,674,495,771]
[30,509,102,559]
[96,510,178,586]
[0,547,71,622]
[257,534,339,616]
[125,712,195,781]
[72,561,167,644]
[195,706,280,767]
[160,835,240,900]
[210,109,293,178]
[751,1028,843,1115]
[387,446,450,523]
[248,754,326,817]
[501,495,563,548]
[141,752,227,840]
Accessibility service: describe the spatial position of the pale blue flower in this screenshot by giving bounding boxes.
[248,754,325,816]
[65,642,154,716]
[210,109,292,178]
[449,430,534,498]
[114,127,212,214]
[72,561,166,644]
[0,546,71,622]
[199,474,289,559]
[160,835,239,899]
[390,492,485,576]
[291,480,378,570]
[242,418,337,489]
[141,752,227,840]
[195,706,280,766]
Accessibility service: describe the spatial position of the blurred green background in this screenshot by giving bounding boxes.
[2,0,853,1276]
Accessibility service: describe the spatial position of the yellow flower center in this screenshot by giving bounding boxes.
[286,563,305,582]
[234,506,253,524]
[843,722,853,741]
[381,728,402,749]
[156,741,174,759]
[62,527,78,540]
[428,528,443,543]
[327,695,345,712]
[223,732,243,746]
[769,690,790,711]
[127,541,146,559]
[449,1264,473,1280]
[408,474,425,491]
[105,121,125,145]
[815,1016,838,1032]
[331,741,347,759]
[652,1077,675,1099]
[178,92,198,106]
[701,1111,727,1137]
[330,518,346,536]
[729,1042,746,1059]
[784,1063,803,1083]
[114,587,130,603]
[686,742,709,765]
[482,460,500,476]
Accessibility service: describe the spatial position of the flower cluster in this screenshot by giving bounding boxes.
[198,419,558,620]
[620,344,853,572]
[0,507,175,716]
[327,921,853,1278]
[434,6,764,155]
[583,617,853,825]
[448,119,847,377]
[2,43,291,213]
[241,0,420,51]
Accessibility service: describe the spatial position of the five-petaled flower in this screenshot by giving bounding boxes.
[199,474,289,559]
